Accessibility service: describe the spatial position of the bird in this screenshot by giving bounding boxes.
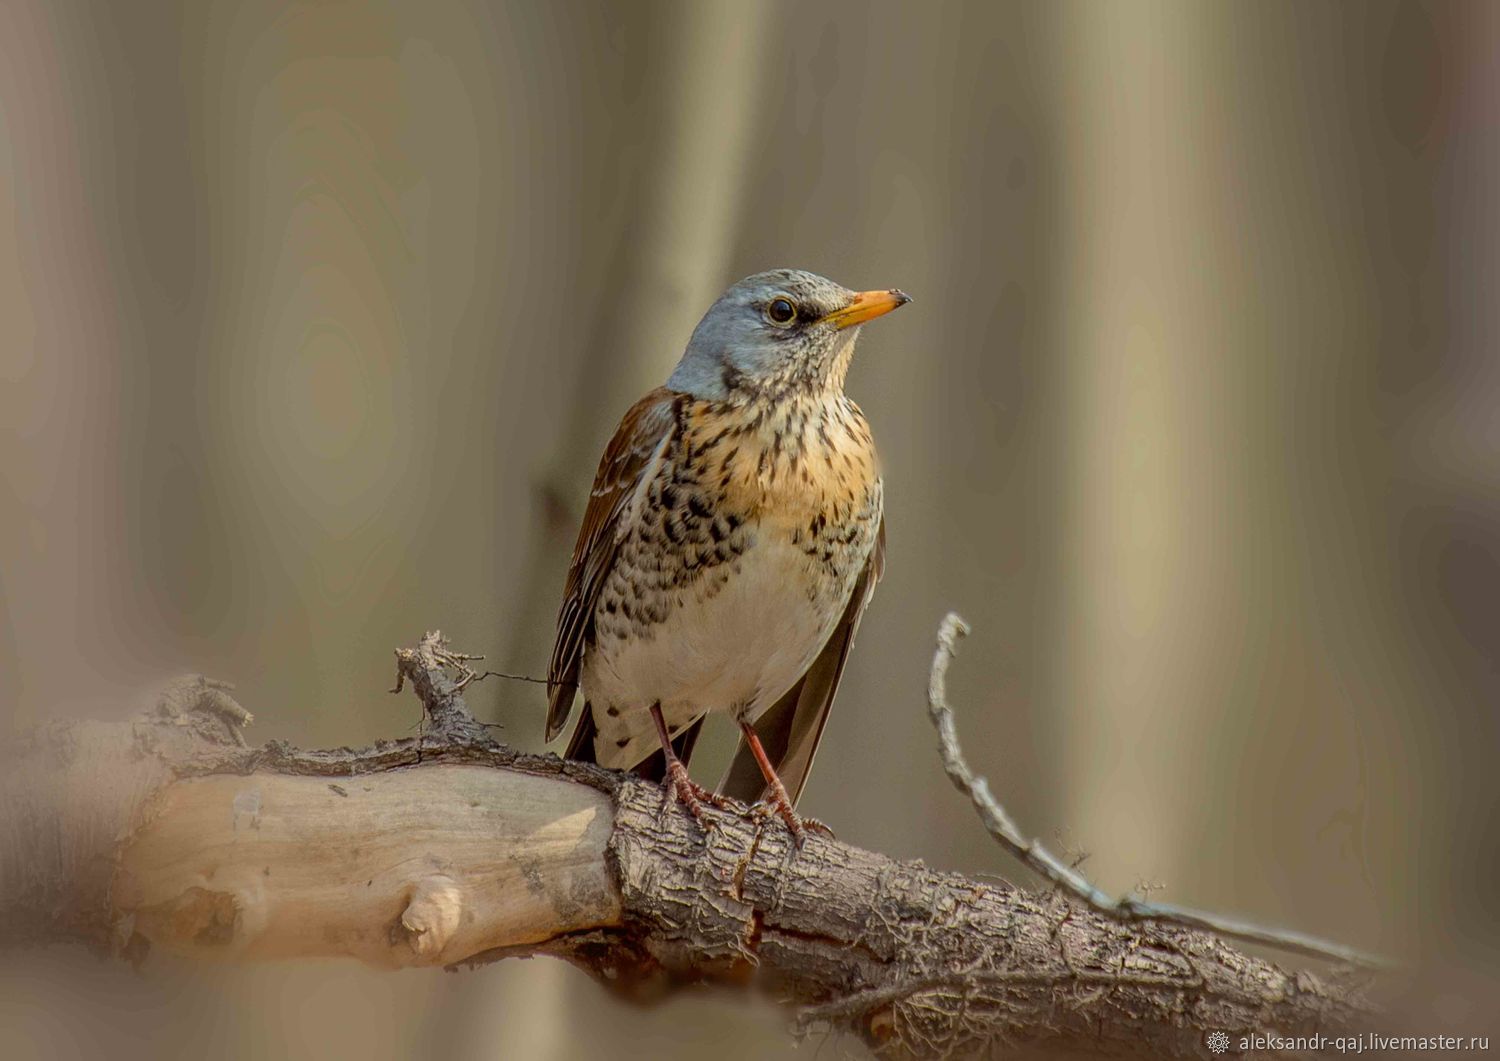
[545,268,909,837]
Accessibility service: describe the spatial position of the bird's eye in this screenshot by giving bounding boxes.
[766,297,797,325]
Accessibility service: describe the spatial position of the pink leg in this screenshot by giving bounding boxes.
[738,721,834,843]
[651,703,732,827]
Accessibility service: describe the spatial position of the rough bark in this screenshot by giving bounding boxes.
[0,637,1378,1059]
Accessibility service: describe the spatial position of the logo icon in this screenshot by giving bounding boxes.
[1205,1030,1231,1055]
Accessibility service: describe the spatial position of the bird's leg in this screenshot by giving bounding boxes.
[737,721,834,843]
[650,703,732,828]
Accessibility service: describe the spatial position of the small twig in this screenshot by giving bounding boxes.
[152,674,255,747]
[467,669,558,688]
[391,647,564,691]
[926,612,1391,970]
[390,631,491,744]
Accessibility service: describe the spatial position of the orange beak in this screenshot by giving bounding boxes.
[822,288,912,330]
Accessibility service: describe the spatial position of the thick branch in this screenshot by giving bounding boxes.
[1,633,1379,1058]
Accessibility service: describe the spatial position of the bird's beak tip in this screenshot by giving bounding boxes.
[826,287,914,330]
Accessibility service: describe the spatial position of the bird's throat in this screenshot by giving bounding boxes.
[687,393,879,520]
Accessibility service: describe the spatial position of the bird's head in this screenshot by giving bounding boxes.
[667,268,910,401]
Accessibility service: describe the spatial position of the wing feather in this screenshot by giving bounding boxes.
[546,388,682,741]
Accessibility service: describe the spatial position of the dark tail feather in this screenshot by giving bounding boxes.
[629,717,703,783]
[562,702,704,784]
[719,683,794,803]
[563,702,599,762]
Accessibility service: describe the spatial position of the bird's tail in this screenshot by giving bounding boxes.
[562,702,702,784]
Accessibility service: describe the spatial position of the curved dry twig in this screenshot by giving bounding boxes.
[926,611,1391,970]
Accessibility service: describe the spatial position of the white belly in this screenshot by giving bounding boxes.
[581,531,846,765]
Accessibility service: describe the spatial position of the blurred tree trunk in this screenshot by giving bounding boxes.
[1401,0,1500,967]
[470,3,779,1055]
[0,0,136,725]
[502,0,779,735]
[1045,3,1450,958]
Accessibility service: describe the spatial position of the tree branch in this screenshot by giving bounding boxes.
[1,630,1381,1058]
[926,612,1390,971]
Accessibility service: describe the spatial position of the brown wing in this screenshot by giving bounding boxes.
[717,516,885,806]
[546,387,682,741]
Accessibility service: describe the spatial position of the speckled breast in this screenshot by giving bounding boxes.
[583,392,882,725]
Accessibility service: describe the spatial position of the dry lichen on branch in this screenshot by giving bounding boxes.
[0,626,1382,1059]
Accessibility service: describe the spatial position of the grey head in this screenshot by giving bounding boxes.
[666,268,910,401]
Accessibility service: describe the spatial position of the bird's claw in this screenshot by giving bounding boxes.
[661,760,734,832]
[747,797,834,845]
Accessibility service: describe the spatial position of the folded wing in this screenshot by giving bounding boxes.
[546,388,682,742]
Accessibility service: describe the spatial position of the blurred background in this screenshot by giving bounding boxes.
[2,0,1497,1057]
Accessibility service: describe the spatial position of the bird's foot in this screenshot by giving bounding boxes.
[748,794,835,845]
[661,759,734,831]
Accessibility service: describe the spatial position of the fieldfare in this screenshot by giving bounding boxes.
[546,269,909,836]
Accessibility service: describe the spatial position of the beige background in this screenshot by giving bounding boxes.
[1,1,1496,1057]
